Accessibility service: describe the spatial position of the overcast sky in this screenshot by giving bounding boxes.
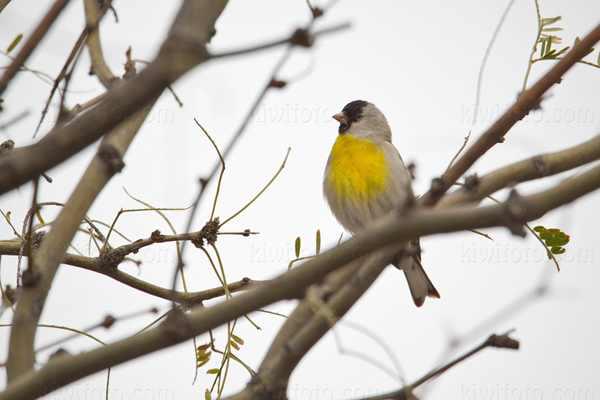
[1,1,600,399]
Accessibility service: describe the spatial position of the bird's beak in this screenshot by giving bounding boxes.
[332,112,348,125]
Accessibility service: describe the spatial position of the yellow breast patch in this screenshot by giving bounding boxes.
[328,134,389,202]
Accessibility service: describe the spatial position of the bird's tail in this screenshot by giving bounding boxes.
[393,240,440,307]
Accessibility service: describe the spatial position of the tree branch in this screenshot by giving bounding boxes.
[439,133,600,207]
[84,0,118,87]
[2,160,599,399]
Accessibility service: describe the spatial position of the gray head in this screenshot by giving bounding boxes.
[332,100,392,142]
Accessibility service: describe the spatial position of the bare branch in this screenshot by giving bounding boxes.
[439,134,600,207]
[84,0,118,87]
[0,240,262,306]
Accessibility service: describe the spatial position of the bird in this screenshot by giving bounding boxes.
[323,100,440,307]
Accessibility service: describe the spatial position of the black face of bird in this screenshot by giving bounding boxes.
[333,100,368,134]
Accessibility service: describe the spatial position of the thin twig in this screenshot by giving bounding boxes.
[336,320,407,385]
[219,148,291,227]
[473,0,517,125]
[194,119,225,222]
[445,131,471,172]
[522,0,543,92]
[34,307,157,353]
[211,23,350,59]
[33,29,87,138]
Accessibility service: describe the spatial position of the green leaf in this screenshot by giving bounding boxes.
[6,34,22,53]
[197,351,211,362]
[546,237,569,247]
[207,368,220,375]
[230,340,240,351]
[231,334,245,345]
[540,39,547,57]
[542,16,562,26]
[551,247,566,254]
[543,27,563,32]
[554,46,570,57]
[294,237,301,258]
[544,36,553,55]
[533,226,570,261]
[574,37,581,46]
[197,359,210,368]
[205,389,212,400]
[598,51,600,66]
[316,229,321,255]
[583,47,595,58]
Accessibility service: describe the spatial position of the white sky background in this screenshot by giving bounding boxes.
[1,0,600,399]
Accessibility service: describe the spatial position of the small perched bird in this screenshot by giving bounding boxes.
[323,100,440,307]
